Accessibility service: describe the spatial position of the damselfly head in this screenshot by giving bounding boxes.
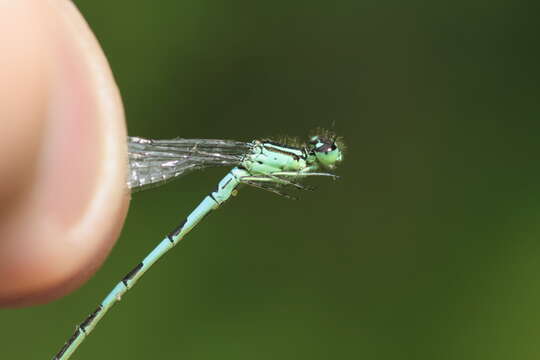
[308,135,343,169]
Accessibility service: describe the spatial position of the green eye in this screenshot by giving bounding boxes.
[315,148,341,167]
[309,136,343,168]
[316,148,342,167]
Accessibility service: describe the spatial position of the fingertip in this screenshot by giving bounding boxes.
[0,1,49,211]
[0,0,129,307]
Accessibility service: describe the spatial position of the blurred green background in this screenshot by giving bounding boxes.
[4,1,540,359]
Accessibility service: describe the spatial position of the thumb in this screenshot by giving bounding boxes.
[0,0,129,307]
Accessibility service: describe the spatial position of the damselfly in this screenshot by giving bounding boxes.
[53,130,344,359]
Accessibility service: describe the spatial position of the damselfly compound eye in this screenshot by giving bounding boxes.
[310,136,343,169]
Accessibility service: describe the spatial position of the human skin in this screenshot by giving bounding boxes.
[0,0,129,307]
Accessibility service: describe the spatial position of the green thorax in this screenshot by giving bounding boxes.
[243,141,308,175]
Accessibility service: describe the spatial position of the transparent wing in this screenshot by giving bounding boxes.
[128,136,251,192]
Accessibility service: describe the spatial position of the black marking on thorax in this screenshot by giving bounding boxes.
[262,140,290,148]
[262,143,306,162]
